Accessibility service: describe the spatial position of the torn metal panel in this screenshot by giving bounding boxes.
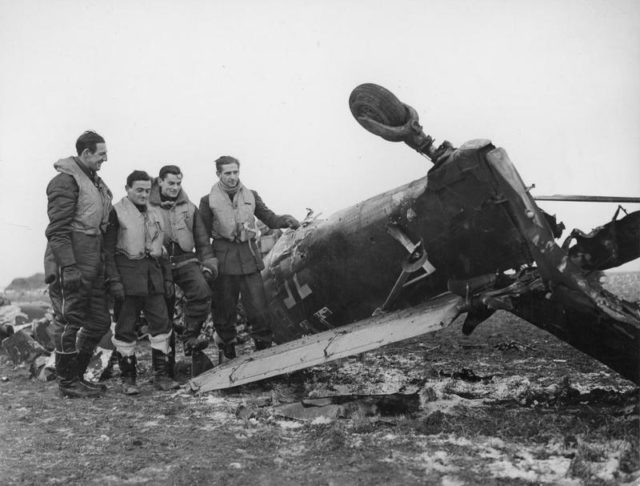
[565,210,640,271]
[510,285,640,384]
[189,293,462,393]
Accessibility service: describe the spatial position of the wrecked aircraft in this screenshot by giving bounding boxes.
[190,83,640,393]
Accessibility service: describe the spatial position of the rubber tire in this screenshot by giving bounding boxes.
[349,83,408,128]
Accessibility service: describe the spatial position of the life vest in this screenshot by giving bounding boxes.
[208,182,257,242]
[149,183,196,252]
[114,197,164,259]
[53,157,112,235]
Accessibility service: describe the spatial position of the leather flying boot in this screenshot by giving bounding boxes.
[217,342,236,364]
[151,348,180,391]
[167,331,176,379]
[77,350,107,392]
[214,332,236,365]
[254,340,272,351]
[182,319,208,358]
[55,353,102,399]
[191,350,215,378]
[116,352,139,395]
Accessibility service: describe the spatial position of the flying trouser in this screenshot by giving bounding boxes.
[48,233,111,355]
[113,294,172,345]
[210,272,273,346]
[166,258,211,351]
[112,294,178,391]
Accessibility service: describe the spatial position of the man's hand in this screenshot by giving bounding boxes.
[282,215,300,230]
[202,258,219,283]
[164,280,175,299]
[108,280,125,302]
[61,265,83,292]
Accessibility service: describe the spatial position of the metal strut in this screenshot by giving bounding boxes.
[375,225,436,314]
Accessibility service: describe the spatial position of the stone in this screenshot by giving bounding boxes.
[1,330,47,365]
[30,353,56,382]
[31,318,55,352]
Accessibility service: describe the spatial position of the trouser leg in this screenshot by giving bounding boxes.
[112,296,140,395]
[75,265,111,389]
[49,276,91,354]
[144,294,179,390]
[211,274,240,362]
[114,297,142,344]
[76,265,111,355]
[164,291,178,377]
[49,234,109,355]
[144,294,172,339]
[173,262,212,353]
[239,272,273,346]
[211,274,240,344]
[170,265,215,376]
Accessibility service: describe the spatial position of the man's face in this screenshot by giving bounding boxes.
[217,162,239,188]
[126,180,151,206]
[81,142,108,172]
[159,173,182,198]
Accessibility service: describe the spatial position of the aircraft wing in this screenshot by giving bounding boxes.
[188,292,463,393]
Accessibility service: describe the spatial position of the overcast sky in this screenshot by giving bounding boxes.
[0,0,639,288]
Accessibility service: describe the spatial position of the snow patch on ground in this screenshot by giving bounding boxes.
[277,419,304,429]
[417,450,458,473]
[487,456,576,484]
[570,373,636,394]
[425,434,583,485]
[201,395,232,406]
[310,416,334,425]
[440,476,466,486]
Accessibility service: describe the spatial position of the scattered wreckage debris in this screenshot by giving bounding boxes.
[1,330,48,367]
[0,322,14,341]
[31,317,55,352]
[0,301,115,383]
[273,393,420,421]
[0,300,28,331]
[30,354,56,382]
[189,83,640,393]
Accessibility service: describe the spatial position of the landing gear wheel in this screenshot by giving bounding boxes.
[349,83,408,128]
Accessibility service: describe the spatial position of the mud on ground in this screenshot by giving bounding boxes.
[0,274,638,485]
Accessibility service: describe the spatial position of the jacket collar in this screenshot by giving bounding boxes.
[73,156,98,181]
[149,178,190,207]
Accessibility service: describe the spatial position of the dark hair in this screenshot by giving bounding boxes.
[76,131,105,156]
[126,170,152,188]
[159,165,182,180]
[215,155,240,172]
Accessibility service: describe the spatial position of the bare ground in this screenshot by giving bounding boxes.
[0,274,638,485]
